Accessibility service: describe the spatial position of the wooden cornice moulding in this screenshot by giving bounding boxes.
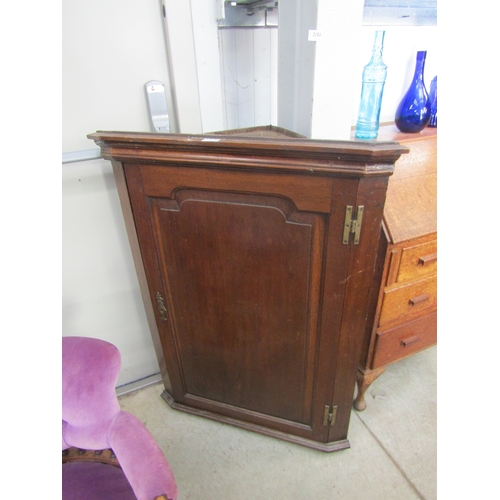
[87,130,409,177]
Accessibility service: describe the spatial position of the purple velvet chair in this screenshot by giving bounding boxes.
[62,336,178,500]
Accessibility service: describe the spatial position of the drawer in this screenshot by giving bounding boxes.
[371,312,437,369]
[379,275,436,327]
[396,239,437,284]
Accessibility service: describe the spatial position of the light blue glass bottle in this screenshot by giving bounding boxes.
[355,31,387,140]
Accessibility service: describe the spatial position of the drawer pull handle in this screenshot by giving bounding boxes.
[401,335,420,347]
[409,294,429,306]
[418,253,437,266]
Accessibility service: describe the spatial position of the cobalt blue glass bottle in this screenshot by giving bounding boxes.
[355,31,387,140]
[395,51,431,133]
[428,75,437,127]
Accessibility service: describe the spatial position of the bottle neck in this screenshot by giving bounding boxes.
[369,31,385,64]
[413,51,427,81]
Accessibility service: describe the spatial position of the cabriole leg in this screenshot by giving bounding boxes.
[353,366,385,411]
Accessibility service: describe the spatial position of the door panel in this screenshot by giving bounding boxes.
[124,163,356,443]
[151,190,323,425]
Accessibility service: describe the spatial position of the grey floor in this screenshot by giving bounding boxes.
[119,346,436,500]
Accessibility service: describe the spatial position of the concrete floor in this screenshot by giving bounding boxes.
[119,346,436,500]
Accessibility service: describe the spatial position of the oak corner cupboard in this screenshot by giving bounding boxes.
[88,126,409,452]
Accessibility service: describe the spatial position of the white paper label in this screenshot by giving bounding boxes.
[308,30,322,41]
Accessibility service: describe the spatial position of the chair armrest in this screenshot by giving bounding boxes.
[108,411,178,500]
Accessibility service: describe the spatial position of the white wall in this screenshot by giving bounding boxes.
[311,0,365,140]
[63,0,174,386]
[62,0,172,152]
[62,158,160,387]
[190,0,225,133]
[219,27,278,130]
[161,0,203,133]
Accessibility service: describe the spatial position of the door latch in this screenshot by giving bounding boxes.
[156,292,168,322]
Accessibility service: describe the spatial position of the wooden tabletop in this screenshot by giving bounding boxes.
[366,124,437,244]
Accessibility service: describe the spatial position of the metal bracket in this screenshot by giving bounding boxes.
[217,0,278,28]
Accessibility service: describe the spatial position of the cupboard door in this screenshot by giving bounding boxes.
[125,163,355,446]
[153,191,323,420]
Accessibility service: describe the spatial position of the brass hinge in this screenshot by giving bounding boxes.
[342,205,364,245]
[323,405,338,426]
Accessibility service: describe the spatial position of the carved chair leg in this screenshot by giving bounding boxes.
[353,366,386,411]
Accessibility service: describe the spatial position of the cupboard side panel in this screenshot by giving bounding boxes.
[329,175,390,442]
[110,160,171,392]
[311,177,359,443]
[122,164,187,401]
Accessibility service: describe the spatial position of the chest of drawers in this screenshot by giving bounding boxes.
[353,125,437,411]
